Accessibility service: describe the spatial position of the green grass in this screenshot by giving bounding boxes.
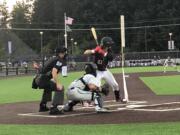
[1,66,180,135]
[110,65,179,73]
[0,71,84,104]
[141,75,180,95]
[0,76,41,103]
[1,122,180,135]
[0,66,178,104]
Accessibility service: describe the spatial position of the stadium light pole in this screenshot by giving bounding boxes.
[71,38,74,55]
[169,33,172,41]
[40,31,44,66]
[169,33,173,51]
[74,41,77,55]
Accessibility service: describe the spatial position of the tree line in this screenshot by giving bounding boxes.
[1,0,180,56]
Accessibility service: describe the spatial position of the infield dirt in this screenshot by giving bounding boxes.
[0,71,180,124]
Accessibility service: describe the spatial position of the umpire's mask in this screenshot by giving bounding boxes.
[85,63,97,77]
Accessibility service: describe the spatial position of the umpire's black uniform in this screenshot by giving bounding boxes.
[33,47,67,115]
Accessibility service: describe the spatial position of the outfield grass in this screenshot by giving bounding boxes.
[0,71,84,104]
[141,75,180,95]
[0,66,178,104]
[1,122,180,135]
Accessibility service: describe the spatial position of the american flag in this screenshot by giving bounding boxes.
[65,17,74,25]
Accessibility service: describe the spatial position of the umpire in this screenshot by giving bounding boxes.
[33,47,67,115]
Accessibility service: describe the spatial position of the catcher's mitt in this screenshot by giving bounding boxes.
[101,83,110,96]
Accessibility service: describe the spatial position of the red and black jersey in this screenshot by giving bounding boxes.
[93,46,108,71]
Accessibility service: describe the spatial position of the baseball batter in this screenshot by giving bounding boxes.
[84,37,125,102]
[61,63,109,113]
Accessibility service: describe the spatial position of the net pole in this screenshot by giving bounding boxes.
[64,13,68,48]
[120,15,129,102]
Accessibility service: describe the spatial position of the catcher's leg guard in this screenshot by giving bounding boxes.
[94,93,103,109]
[94,93,109,113]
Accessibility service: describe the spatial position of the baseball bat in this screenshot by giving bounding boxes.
[91,27,99,45]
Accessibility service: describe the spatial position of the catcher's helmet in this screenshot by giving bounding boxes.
[85,63,97,77]
[100,37,114,48]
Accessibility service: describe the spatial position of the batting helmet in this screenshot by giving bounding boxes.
[100,37,114,48]
[84,63,97,77]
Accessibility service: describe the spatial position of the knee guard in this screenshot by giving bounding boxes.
[94,93,103,108]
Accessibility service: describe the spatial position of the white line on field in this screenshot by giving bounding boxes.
[18,113,58,118]
[129,108,180,112]
[104,100,147,104]
[124,101,180,112]
[18,109,124,118]
[18,101,180,118]
[18,100,146,118]
[73,100,147,110]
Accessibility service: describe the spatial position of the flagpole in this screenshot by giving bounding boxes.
[64,13,68,48]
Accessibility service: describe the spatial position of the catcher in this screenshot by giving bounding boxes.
[59,63,110,113]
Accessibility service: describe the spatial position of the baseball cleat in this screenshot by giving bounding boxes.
[39,103,49,112]
[120,98,128,104]
[57,105,64,111]
[49,106,64,115]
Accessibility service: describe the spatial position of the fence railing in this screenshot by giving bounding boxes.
[0,67,37,76]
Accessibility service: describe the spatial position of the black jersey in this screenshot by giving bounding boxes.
[40,56,64,76]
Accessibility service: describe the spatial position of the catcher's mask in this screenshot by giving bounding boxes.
[84,63,97,77]
[100,37,114,48]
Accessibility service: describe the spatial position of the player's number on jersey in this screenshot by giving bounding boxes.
[97,60,103,64]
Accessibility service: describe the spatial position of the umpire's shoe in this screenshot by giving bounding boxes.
[39,103,49,112]
[49,105,64,115]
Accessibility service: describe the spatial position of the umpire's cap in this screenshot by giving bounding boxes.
[55,47,67,55]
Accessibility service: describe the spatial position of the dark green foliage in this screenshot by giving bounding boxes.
[4,0,180,54]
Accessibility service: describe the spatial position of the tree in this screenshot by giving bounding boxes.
[0,0,9,27]
[9,1,33,49]
[25,0,180,52]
